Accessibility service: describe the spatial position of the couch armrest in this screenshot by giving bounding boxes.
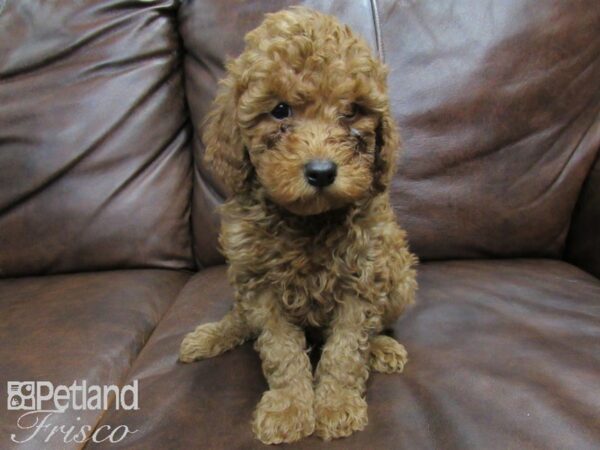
[566,151,600,278]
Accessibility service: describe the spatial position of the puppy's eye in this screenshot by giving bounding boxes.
[271,103,291,120]
[342,103,359,120]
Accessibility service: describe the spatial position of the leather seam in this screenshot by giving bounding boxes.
[370,0,385,62]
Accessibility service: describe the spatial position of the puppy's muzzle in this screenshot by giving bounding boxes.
[304,159,337,188]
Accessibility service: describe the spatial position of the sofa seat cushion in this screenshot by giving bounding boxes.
[0,0,194,277]
[86,260,600,449]
[0,270,190,450]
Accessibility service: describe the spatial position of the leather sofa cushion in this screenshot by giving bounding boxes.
[381,0,600,261]
[0,269,190,450]
[0,0,194,277]
[86,260,600,449]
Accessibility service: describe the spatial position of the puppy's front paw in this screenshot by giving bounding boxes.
[369,335,408,373]
[179,322,227,363]
[252,388,315,444]
[314,387,367,440]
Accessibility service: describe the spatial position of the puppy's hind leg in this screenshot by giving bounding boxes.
[179,305,250,363]
[369,334,408,374]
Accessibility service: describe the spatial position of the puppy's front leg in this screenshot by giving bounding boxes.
[314,297,373,440]
[250,291,315,444]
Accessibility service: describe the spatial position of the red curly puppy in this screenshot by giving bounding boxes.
[180,7,417,444]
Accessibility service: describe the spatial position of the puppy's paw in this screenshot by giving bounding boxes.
[314,387,367,440]
[369,335,408,374]
[179,322,229,363]
[252,388,315,444]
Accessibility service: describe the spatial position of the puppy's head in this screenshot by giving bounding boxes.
[203,7,399,216]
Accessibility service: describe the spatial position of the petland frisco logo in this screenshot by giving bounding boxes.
[6,380,139,444]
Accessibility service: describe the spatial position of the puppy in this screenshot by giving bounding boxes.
[180,7,417,444]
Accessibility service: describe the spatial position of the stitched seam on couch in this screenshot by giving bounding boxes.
[370,0,385,63]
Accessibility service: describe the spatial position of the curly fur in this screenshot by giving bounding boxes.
[180,7,417,444]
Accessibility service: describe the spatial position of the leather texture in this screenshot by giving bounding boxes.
[566,153,600,278]
[380,0,600,261]
[0,269,190,450]
[181,0,600,265]
[87,261,600,450]
[0,0,194,277]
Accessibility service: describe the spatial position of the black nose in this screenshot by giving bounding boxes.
[304,159,337,187]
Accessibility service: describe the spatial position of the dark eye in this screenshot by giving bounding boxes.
[343,103,359,119]
[271,103,291,119]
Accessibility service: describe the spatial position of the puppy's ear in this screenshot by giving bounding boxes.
[373,108,400,192]
[202,74,251,195]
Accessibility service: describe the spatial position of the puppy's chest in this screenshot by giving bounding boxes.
[261,237,357,326]
[223,212,387,326]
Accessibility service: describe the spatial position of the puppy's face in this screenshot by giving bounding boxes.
[204,8,398,216]
[240,84,384,216]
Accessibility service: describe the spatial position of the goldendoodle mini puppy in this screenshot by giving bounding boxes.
[180,6,417,444]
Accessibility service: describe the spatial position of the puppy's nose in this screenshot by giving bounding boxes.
[304,159,337,187]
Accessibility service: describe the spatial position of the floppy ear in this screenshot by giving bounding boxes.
[373,107,400,193]
[202,74,252,195]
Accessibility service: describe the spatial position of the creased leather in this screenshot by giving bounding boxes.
[0,0,194,277]
[0,269,190,450]
[379,0,600,260]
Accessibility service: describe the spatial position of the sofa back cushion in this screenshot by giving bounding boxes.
[0,0,194,276]
[380,0,600,260]
[182,0,600,266]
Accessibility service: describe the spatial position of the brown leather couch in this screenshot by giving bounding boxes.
[1,1,599,449]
